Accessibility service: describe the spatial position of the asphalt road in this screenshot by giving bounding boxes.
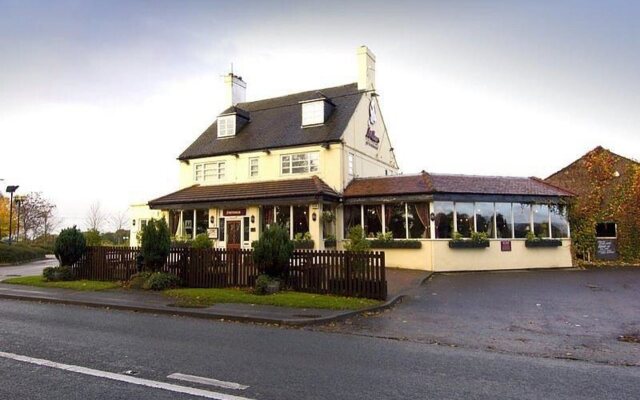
[0,256,57,280]
[1,299,639,399]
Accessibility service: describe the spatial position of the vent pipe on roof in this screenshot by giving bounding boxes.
[357,46,376,91]
[224,73,246,107]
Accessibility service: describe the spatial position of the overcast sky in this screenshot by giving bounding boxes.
[1,0,639,231]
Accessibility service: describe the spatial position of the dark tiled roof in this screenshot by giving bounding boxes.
[148,176,340,207]
[179,83,363,160]
[344,172,573,198]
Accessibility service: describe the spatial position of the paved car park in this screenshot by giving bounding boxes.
[317,268,640,366]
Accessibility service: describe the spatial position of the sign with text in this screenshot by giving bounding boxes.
[596,239,617,260]
[500,241,512,252]
[223,209,246,217]
[207,227,219,240]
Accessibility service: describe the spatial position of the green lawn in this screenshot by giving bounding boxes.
[165,288,382,310]
[2,275,120,291]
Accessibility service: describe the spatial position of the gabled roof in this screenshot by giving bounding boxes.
[344,172,574,198]
[546,146,640,181]
[148,176,340,208]
[179,83,364,160]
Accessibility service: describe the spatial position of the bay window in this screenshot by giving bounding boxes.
[407,203,430,239]
[293,205,309,236]
[475,202,495,237]
[532,205,550,238]
[455,202,474,238]
[343,205,362,237]
[363,205,382,237]
[495,202,513,239]
[434,201,454,239]
[550,205,570,238]
[513,203,532,238]
[385,203,406,239]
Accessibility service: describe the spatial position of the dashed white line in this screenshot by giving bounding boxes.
[0,351,256,400]
[168,373,249,390]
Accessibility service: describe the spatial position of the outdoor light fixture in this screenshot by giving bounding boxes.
[210,216,215,225]
[312,212,317,222]
[250,215,255,224]
[132,219,136,226]
[430,212,436,221]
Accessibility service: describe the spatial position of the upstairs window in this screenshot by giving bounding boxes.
[249,157,259,177]
[302,101,324,126]
[348,153,354,176]
[195,161,226,182]
[281,152,319,175]
[217,116,236,138]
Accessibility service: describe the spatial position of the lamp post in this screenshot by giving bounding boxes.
[14,195,24,243]
[6,185,19,245]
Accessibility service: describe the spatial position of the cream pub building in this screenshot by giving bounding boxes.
[131,46,574,272]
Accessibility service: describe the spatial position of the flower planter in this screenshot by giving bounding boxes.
[369,240,422,249]
[293,240,315,249]
[324,239,337,248]
[525,239,563,248]
[448,240,490,249]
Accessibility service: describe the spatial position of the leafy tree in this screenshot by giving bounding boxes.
[192,233,213,249]
[140,218,171,272]
[253,224,294,278]
[344,225,370,252]
[84,229,102,246]
[54,226,87,267]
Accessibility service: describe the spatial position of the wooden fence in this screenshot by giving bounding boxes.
[71,247,387,300]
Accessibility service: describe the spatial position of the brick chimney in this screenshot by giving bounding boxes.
[357,46,376,91]
[224,73,246,107]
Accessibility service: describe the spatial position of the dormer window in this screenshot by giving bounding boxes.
[302,101,325,126]
[218,116,236,137]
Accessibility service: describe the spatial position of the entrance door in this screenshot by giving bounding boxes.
[226,221,241,250]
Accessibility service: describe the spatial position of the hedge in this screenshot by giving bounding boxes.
[368,240,422,249]
[0,243,48,264]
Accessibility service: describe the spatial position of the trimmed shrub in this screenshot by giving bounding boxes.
[344,225,370,252]
[54,226,87,267]
[128,271,152,289]
[253,224,294,278]
[254,274,271,295]
[192,233,213,249]
[0,243,47,264]
[140,218,171,272]
[142,272,181,291]
[42,266,73,281]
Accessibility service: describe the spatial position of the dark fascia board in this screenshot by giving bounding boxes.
[149,195,340,210]
[177,140,344,161]
[432,193,571,204]
[343,194,434,204]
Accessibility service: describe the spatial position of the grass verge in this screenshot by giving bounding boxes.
[165,288,381,310]
[2,275,120,291]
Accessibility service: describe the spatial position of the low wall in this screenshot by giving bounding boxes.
[431,239,573,272]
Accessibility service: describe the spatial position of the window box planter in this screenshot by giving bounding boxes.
[324,239,337,248]
[448,240,490,249]
[293,240,315,249]
[525,239,563,248]
[369,240,422,249]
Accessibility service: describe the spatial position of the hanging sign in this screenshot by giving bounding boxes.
[223,209,246,216]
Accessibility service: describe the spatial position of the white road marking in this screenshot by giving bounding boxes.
[0,351,256,400]
[168,373,249,390]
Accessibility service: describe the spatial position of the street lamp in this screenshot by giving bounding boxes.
[6,185,19,245]
[14,195,25,243]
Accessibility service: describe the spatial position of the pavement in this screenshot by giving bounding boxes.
[0,260,428,325]
[0,255,57,280]
[1,299,639,399]
[315,267,640,366]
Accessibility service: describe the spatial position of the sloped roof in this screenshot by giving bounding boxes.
[344,172,574,198]
[179,83,364,160]
[148,176,340,208]
[546,146,640,181]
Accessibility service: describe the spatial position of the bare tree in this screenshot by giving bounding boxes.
[18,192,57,241]
[110,209,130,245]
[85,201,107,232]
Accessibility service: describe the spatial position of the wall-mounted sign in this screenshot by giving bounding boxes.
[365,98,380,149]
[500,241,512,252]
[184,220,193,229]
[596,239,617,260]
[223,209,246,217]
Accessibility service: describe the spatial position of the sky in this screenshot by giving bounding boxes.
[1,0,639,231]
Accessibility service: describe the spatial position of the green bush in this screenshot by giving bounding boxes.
[192,233,213,249]
[42,266,73,281]
[84,229,102,246]
[375,231,393,241]
[142,272,181,291]
[128,271,152,289]
[344,225,370,252]
[254,274,271,295]
[0,243,47,264]
[140,218,171,272]
[54,226,87,267]
[253,224,294,278]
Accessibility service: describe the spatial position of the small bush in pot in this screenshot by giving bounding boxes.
[253,224,294,279]
[54,226,87,267]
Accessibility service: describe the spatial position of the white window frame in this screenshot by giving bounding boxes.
[348,153,354,176]
[249,157,259,178]
[217,116,236,138]
[194,161,226,182]
[280,152,319,175]
[301,101,324,126]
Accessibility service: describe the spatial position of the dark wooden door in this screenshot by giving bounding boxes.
[226,221,241,250]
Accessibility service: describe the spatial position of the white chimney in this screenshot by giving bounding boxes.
[357,46,376,91]
[224,73,246,107]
